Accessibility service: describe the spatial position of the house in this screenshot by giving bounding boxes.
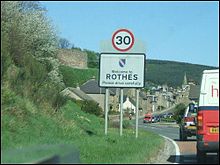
[79,79,150,114]
[119,96,136,114]
[137,90,148,115]
[80,79,117,111]
[188,84,200,103]
[60,87,94,101]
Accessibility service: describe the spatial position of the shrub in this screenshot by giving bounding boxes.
[81,100,103,116]
[1,86,17,106]
[123,120,131,129]
[52,93,68,111]
[173,103,187,124]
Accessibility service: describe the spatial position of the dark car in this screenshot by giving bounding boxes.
[167,112,174,118]
[179,103,197,141]
[152,115,160,123]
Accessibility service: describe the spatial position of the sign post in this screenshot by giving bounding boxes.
[135,89,139,138]
[104,88,109,135]
[100,28,146,137]
[120,88,123,136]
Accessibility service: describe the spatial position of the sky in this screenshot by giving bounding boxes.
[40,1,219,67]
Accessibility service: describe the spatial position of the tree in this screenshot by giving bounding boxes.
[173,103,187,124]
[81,100,103,116]
[59,38,71,49]
[1,1,65,108]
[83,49,99,68]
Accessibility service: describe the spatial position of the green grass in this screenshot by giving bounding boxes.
[1,87,164,163]
[59,65,98,87]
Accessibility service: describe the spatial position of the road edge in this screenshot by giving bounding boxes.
[159,135,180,164]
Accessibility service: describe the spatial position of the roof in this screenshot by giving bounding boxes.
[68,87,94,101]
[139,91,147,100]
[80,79,116,95]
[203,69,219,74]
[123,96,136,105]
[188,85,200,100]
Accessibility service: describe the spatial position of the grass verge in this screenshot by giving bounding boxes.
[1,89,164,163]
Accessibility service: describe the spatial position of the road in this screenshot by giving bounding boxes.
[136,118,219,164]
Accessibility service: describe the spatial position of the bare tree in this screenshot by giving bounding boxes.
[59,38,70,49]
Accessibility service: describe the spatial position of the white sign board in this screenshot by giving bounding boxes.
[99,53,145,88]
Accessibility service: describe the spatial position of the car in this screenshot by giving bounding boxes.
[143,113,152,123]
[196,69,219,163]
[167,112,174,118]
[179,102,197,141]
[152,115,160,123]
[151,116,156,123]
[155,115,160,122]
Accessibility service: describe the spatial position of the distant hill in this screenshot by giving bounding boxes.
[59,48,218,88]
[145,59,218,87]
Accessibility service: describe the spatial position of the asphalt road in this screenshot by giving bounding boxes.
[135,118,219,164]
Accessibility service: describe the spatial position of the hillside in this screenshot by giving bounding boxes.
[59,57,218,88]
[145,59,218,87]
[59,47,217,88]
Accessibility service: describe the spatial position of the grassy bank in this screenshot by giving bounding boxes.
[59,65,98,87]
[2,92,164,163]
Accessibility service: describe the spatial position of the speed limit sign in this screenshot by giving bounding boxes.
[112,29,135,52]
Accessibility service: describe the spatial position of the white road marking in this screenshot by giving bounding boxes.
[159,135,180,164]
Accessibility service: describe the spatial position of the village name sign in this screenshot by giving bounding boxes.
[99,29,145,88]
[99,28,146,137]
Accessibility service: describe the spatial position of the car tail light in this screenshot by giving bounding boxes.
[184,117,194,122]
[197,114,203,130]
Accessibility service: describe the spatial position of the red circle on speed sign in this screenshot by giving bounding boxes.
[112,29,135,52]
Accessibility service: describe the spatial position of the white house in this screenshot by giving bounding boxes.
[119,96,136,114]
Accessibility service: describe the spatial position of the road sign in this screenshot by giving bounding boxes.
[99,53,145,88]
[100,28,146,137]
[112,29,135,52]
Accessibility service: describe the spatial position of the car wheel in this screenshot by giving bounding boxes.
[179,127,187,141]
[179,128,183,141]
[182,131,187,141]
[197,148,206,163]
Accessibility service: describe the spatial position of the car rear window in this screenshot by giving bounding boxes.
[187,104,197,117]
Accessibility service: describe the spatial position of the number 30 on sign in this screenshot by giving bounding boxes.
[112,29,135,52]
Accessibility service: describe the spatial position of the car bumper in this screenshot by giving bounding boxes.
[197,141,219,152]
[143,121,151,123]
[184,126,197,135]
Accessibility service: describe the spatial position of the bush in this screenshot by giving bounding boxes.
[81,100,103,116]
[173,103,187,124]
[52,93,68,111]
[123,120,131,129]
[1,86,17,106]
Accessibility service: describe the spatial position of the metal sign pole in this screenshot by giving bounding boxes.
[135,89,139,138]
[120,88,123,136]
[105,88,109,135]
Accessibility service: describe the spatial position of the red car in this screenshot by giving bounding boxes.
[143,113,152,123]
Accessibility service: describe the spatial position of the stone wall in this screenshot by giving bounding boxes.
[57,49,87,69]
